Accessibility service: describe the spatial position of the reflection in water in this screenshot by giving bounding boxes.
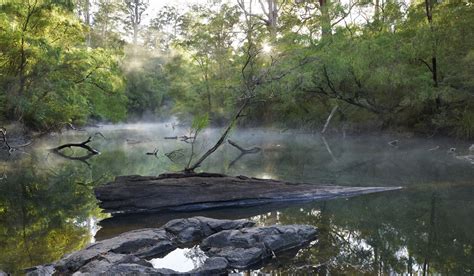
[0,157,101,274]
[149,247,207,272]
[0,123,473,274]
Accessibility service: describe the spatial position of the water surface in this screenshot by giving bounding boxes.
[0,123,472,274]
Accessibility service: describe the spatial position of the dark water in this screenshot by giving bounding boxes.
[0,123,473,274]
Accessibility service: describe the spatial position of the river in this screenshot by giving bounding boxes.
[0,123,473,274]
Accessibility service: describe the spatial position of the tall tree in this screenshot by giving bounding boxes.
[92,0,125,49]
[124,0,148,47]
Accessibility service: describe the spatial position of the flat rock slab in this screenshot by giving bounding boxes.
[95,172,402,214]
[26,217,317,275]
[201,224,318,269]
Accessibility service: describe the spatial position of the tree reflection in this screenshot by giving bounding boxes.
[0,156,102,274]
[253,186,473,275]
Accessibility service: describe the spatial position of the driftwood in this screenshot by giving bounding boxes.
[51,136,99,154]
[50,136,100,166]
[94,172,402,215]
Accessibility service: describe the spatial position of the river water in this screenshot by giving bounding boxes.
[0,123,473,274]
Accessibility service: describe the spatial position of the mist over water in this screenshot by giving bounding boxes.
[0,122,473,274]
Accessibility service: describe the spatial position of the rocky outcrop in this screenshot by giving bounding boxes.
[201,225,317,269]
[95,172,402,214]
[26,217,317,275]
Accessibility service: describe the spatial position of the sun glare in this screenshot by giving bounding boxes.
[262,42,273,54]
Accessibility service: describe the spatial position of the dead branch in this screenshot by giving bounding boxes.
[146,148,159,157]
[321,105,338,134]
[50,136,100,167]
[228,139,261,154]
[51,136,100,155]
[164,135,195,142]
[185,100,249,173]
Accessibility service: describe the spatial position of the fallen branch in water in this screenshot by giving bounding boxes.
[51,136,100,155]
[164,135,195,143]
[50,136,100,167]
[146,148,159,157]
[228,139,261,154]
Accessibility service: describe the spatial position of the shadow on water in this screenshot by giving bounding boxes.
[0,123,473,274]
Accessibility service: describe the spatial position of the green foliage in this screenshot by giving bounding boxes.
[1,0,474,138]
[0,0,126,130]
[191,113,210,132]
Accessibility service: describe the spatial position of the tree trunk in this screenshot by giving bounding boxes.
[319,0,332,38]
[424,0,438,87]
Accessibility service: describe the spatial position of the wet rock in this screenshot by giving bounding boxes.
[100,264,179,275]
[55,229,174,273]
[201,225,318,269]
[190,257,228,275]
[74,253,152,274]
[27,217,316,275]
[164,216,255,244]
[102,257,228,276]
[47,217,253,275]
[24,265,54,276]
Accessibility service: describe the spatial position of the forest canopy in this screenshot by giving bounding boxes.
[0,0,473,137]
